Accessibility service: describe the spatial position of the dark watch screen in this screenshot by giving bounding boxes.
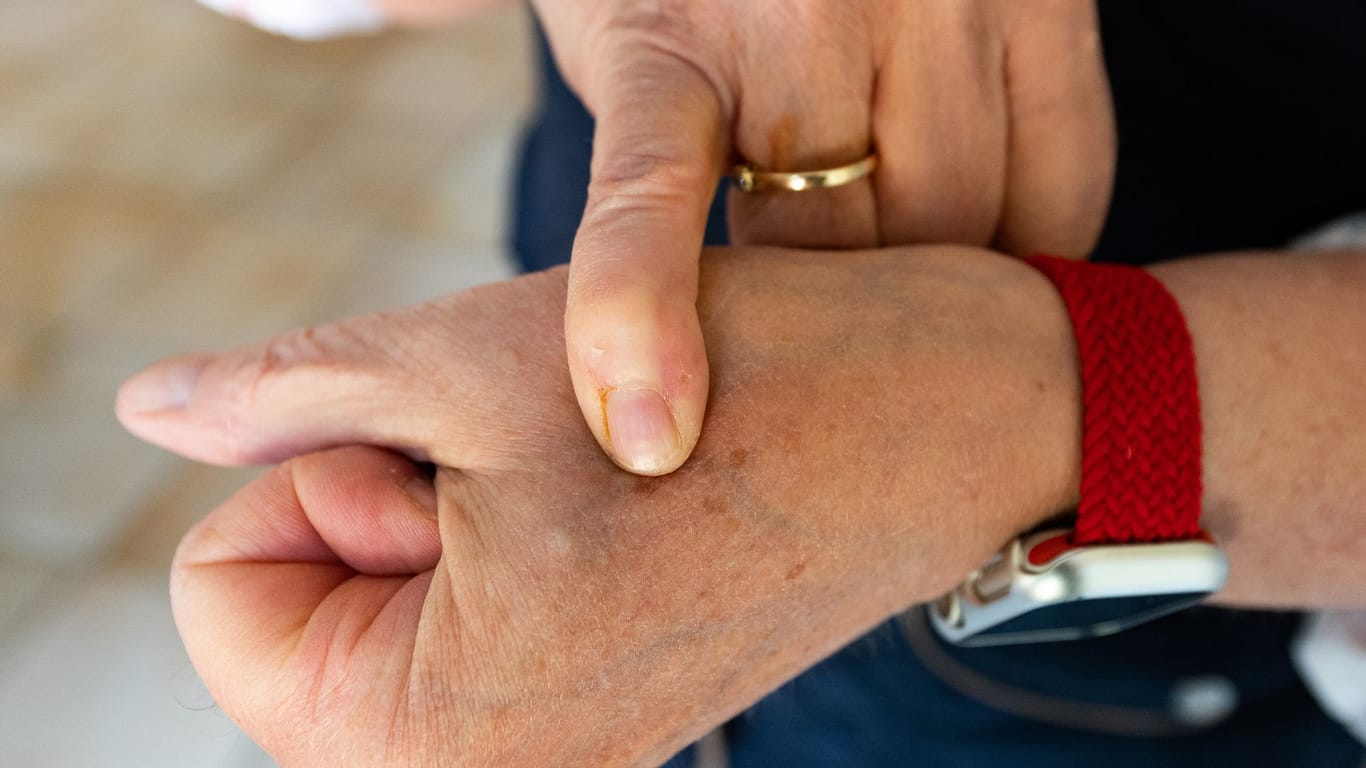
[964,592,1211,646]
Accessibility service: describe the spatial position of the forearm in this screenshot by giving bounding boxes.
[1147,249,1366,607]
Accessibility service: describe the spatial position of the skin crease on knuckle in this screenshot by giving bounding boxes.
[205,321,400,464]
[575,182,712,264]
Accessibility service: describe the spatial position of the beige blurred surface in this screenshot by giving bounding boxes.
[0,1,533,764]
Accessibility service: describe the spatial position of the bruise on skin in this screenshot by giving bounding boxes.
[633,475,664,497]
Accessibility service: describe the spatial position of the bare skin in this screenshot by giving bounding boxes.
[548,0,1113,476]
[117,246,1366,766]
[200,0,1115,475]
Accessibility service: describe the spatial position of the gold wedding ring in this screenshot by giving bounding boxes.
[731,152,877,193]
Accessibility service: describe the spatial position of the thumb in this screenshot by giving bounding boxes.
[115,312,466,468]
[170,446,441,765]
[565,44,727,476]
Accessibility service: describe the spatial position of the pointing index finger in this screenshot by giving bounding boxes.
[565,38,730,475]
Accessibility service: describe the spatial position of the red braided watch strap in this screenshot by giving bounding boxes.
[1023,255,1203,544]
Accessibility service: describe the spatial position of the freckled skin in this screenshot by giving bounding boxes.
[701,496,730,517]
[121,233,1366,767]
[531,0,1114,484]
[159,247,1085,768]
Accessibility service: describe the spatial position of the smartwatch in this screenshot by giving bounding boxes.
[930,256,1229,647]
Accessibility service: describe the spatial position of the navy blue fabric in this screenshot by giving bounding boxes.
[719,611,1361,768]
[510,2,1366,765]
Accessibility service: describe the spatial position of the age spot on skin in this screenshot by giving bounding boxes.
[702,496,730,517]
[729,448,749,468]
[785,561,807,581]
[700,495,742,536]
[633,476,663,496]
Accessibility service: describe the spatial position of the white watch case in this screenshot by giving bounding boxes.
[929,527,1229,647]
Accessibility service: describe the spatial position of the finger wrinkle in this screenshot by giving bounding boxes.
[597,12,735,120]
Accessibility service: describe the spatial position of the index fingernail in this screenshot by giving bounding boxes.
[604,388,681,476]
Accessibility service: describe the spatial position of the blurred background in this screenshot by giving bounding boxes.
[0,1,533,764]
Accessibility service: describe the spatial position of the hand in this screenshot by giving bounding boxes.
[548,0,1114,476]
[118,246,1082,766]
[203,0,1114,475]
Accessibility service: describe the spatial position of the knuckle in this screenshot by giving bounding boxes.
[580,158,713,246]
[228,328,326,406]
[589,142,715,193]
[208,326,360,455]
[601,0,697,39]
[203,335,311,463]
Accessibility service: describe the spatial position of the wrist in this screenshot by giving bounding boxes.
[981,255,1085,553]
[858,251,1086,594]
[693,247,1082,607]
[931,255,1226,646]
